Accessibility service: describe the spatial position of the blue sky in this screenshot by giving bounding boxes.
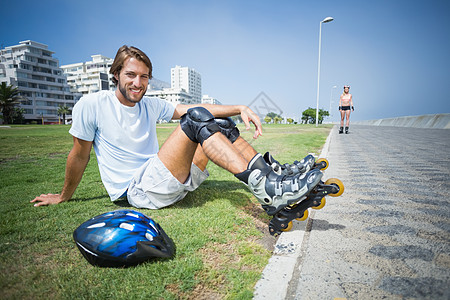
[1,0,449,122]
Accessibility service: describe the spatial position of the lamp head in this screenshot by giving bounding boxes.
[322,17,334,23]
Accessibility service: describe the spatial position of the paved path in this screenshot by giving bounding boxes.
[255,125,450,299]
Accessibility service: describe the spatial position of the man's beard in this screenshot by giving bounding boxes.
[118,80,147,105]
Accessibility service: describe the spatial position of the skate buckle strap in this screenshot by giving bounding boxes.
[249,169,263,185]
[291,177,299,191]
[271,163,280,173]
[274,176,283,196]
[283,164,295,175]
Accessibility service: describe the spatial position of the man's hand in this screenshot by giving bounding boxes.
[240,106,263,139]
[31,193,65,207]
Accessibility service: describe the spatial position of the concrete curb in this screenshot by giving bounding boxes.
[352,113,450,129]
[253,126,334,299]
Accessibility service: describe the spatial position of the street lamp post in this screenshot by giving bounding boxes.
[315,16,334,127]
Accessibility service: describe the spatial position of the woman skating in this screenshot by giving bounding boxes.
[339,85,354,134]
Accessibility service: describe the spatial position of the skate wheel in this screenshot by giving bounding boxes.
[281,221,293,232]
[295,209,309,221]
[312,197,326,210]
[325,178,344,197]
[316,158,329,170]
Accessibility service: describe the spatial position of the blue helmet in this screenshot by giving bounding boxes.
[73,210,175,267]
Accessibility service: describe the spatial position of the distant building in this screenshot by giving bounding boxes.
[146,88,194,106]
[201,95,222,105]
[0,40,76,124]
[60,54,114,95]
[171,65,202,103]
[146,65,204,106]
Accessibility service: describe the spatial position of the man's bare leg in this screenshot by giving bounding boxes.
[192,144,209,171]
[188,137,255,174]
[158,124,324,217]
[158,125,251,184]
[231,137,258,162]
[158,126,198,184]
[201,133,249,174]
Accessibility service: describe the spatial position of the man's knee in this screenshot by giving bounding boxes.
[180,107,221,145]
[215,117,240,143]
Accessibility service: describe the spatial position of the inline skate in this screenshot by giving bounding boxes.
[263,152,329,176]
[235,154,325,216]
[267,177,344,236]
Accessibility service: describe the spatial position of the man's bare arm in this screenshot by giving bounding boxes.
[31,137,93,206]
[172,104,263,139]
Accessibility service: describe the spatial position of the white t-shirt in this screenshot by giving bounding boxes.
[69,90,175,201]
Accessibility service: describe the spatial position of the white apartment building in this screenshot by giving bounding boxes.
[0,40,76,124]
[171,65,202,103]
[61,54,114,95]
[145,88,193,106]
[201,95,222,105]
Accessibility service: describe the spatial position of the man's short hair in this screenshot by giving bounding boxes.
[110,45,153,86]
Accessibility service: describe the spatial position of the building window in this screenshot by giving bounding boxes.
[25,55,36,62]
[101,81,109,90]
[30,48,41,55]
[20,99,33,105]
[20,63,31,70]
[19,91,32,97]
[17,72,29,79]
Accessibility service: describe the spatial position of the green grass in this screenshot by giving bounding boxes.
[0,123,331,299]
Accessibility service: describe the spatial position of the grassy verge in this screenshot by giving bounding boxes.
[0,123,331,299]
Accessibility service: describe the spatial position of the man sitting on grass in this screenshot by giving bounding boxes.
[31,45,323,216]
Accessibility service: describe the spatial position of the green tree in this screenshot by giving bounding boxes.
[301,107,316,124]
[301,107,330,124]
[265,111,283,124]
[274,116,283,124]
[318,109,329,124]
[11,107,25,124]
[57,105,71,125]
[287,118,294,124]
[0,82,23,125]
[266,112,281,119]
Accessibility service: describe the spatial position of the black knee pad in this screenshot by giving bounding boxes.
[180,107,221,145]
[215,117,240,143]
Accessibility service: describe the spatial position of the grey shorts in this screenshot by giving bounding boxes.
[126,155,209,209]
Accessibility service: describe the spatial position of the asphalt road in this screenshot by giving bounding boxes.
[255,125,450,299]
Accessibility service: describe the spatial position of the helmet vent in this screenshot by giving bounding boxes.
[87,222,106,229]
[119,223,134,231]
[126,212,140,219]
[145,232,154,241]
